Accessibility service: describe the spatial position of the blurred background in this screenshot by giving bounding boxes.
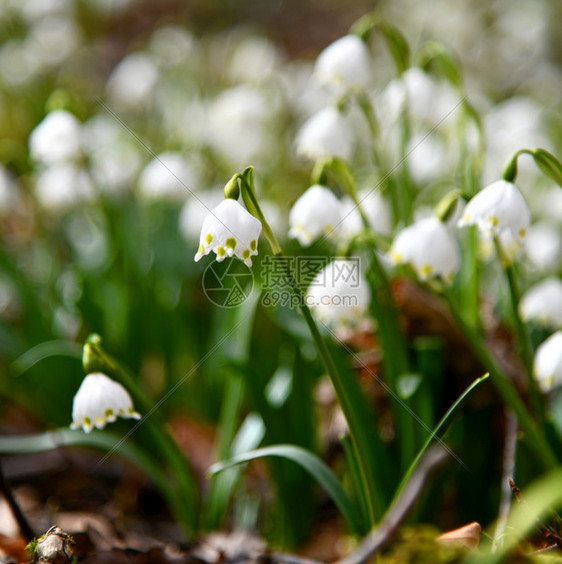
[0,0,561,553]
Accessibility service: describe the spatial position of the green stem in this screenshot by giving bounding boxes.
[443,291,557,470]
[239,174,383,526]
[84,339,199,534]
[494,239,544,422]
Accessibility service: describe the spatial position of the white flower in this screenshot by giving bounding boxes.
[138,151,199,202]
[525,222,562,272]
[389,216,460,283]
[477,227,523,264]
[288,185,342,246]
[519,278,562,328]
[458,180,531,242]
[34,164,95,212]
[533,331,562,393]
[340,189,392,239]
[407,132,451,185]
[70,372,140,433]
[306,258,371,329]
[314,34,372,91]
[107,52,159,109]
[295,106,353,162]
[29,110,82,166]
[194,198,262,267]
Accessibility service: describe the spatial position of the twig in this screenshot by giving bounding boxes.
[492,409,518,552]
[0,459,36,541]
[336,446,448,564]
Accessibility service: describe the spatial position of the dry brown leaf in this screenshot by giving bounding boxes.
[436,521,482,550]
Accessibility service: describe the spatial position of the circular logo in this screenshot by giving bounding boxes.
[202,259,254,308]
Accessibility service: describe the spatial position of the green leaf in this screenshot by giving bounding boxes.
[11,341,82,377]
[208,444,363,535]
[532,148,562,188]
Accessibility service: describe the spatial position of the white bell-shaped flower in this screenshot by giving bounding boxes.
[519,277,562,328]
[340,189,392,240]
[458,180,531,242]
[314,34,372,91]
[533,331,562,393]
[306,258,371,329]
[70,372,141,433]
[295,106,353,162]
[289,185,342,247]
[194,198,262,267]
[389,216,460,283]
[29,110,83,166]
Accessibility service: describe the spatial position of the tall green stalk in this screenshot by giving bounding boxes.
[238,170,383,526]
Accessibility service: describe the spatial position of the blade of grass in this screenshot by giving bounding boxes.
[390,373,490,505]
[208,444,363,535]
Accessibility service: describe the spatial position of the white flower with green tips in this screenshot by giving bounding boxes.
[533,331,562,393]
[70,372,140,433]
[194,198,262,266]
[458,180,531,242]
[288,185,342,247]
[389,216,460,283]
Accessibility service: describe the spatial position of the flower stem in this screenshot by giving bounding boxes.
[442,291,557,470]
[83,337,199,534]
[238,173,383,526]
[494,238,544,422]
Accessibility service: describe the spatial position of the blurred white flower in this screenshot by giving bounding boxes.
[525,222,562,272]
[34,164,95,212]
[458,180,530,242]
[340,189,392,239]
[71,372,141,433]
[288,185,342,247]
[107,52,159,109]
[306,258,371,330]
[194,198,262,267]
[138,152,200,202]
[179,187,224,242]
[0,40,40,86]
[206,84,277,166]
[83,114,141,195]
[407,132,451,185]
[477,227,523,264]
[148,25,199,68]
[26,16,81,67]
[29,110,82,166]
[533,331,562,393]
[314,34,372,91]
[482,97,548,184]
[519,278,562,329]
[295,106,353,162]
[390,216,460,283]
[227,35,281,83]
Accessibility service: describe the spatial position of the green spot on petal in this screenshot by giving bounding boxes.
[217,246,225,257]
[105,408,114,418]
[242,249,250,259]
[83,417,91,426]
[226,237,237,249]
[205,233,213,244]
[250,239,257,251]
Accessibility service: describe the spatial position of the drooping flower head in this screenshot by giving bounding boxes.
[70,372,141,433]
[389,216,460,283]
[295,106,353,162]
[306,258,371,330]
[519,277,562,329]
[533,331,562,393]
[288,185,342,247]
[194,198,262,267]
[458,180,531,242]
[314,34,372,91]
